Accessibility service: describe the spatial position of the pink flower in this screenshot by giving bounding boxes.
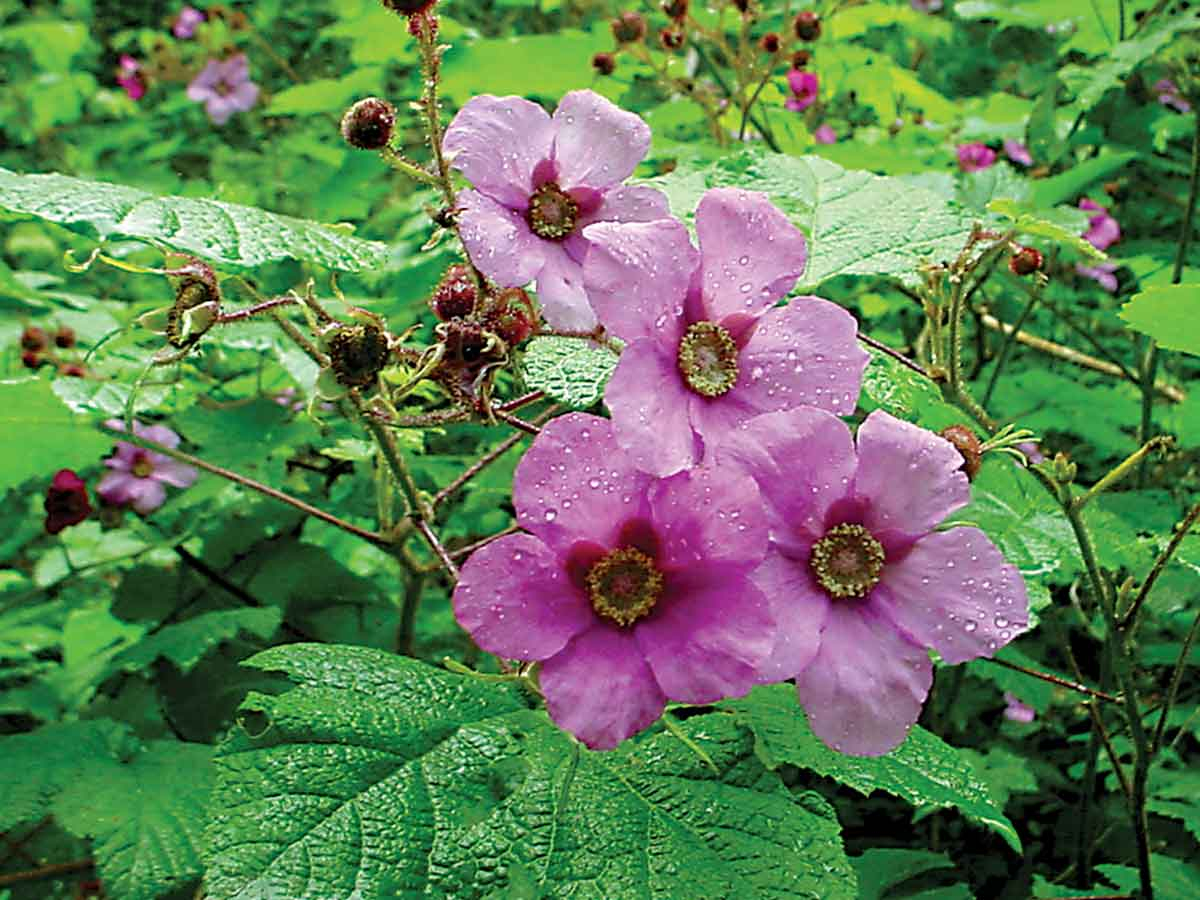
[1153,78,1192,114]
[583,188,868,478]
[452,413,772,750]
[1003,692,1036,723]
[173,6,205,39]
[442,91,669,331]
[44,469,92,535]
[97,420,198,514]
[117,55,146,101]
[814,123,837,144]
[187,54,260,125]
[1075,261,1119,292]
[911,0,943,11]
[1079,197,1120,250]
[786,70,819,112]
[1017,441,1045,465]
[720,408,1028,755]
[957,142,997,172]
[1003,139,1033,166]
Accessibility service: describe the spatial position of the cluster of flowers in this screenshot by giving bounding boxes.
[443,89,1028,754]
[43,422,197,535]
[115,5,259,125]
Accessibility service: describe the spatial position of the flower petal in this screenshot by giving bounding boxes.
[696,188,807,320]
[96,470,138,506]
[795,601,932,756]
[854,411,970,539]
[749,551,830,682]
[604,340,698,477]
[636,569,772,704]
[207,97,236,126]
[150,457,199,488]
[534,244,596,331]
[186,60,221,98]
[551,90,651,191]
[443,94,554,209]
[513,413,654,555]
[582,217,695,344]
[457,190,545,287]
[229,80,260,112]
[650,464,766,570]
[875,527,1028,664]
[128,478,167,514]
[136,423,181,449]
[541,624,666,749]
[578,184,671,229]
[453,533,594,660]
[732,297,868,418]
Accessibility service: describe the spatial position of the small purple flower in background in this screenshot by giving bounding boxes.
[719,408,1028,756]
[786,70,819,112]
[911,0,944,12]
[1017,441,1046,465]
[116,55,146,101]
[452,413,773,750]
[1075,261,1119,293]
[583,188,868,478]
[442,91,668,331]
[1003,139,1033,166]
[1153,79,1192,114]
[44,470,92,535]
[97,420,198,515]
[1003,692,1037,723]
[957,142,997,173]
[1079,197,1120,250]
[173,5,205,39]
[187,54,260,125]
[814,123,837,144]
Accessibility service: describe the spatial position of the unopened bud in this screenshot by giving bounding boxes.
[483,287,538,347]
[430,264,478,321]
[168,263,221,349]
[20,326,48,352]
[592,52,617,76]
[794,11,821,42]
[659,27,684,50]
[611,12,647,44]
[54,325,76,349]
[328,323,390,387]
[1008,245,1043,276]
[58,362,87,378]
[1052,452,1077,483]
[792,49,811,69]
[939,425,983,480]
[732,0,751,14]
[759,32,781,53]
[381,0,437,14]
[21,350,43,369]
[662,0,688,19]
[341,97,396,151]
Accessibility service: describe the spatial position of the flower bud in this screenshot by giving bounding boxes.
[328,323,391,387]
[430,264,478,321]
[54,325,76,349]
[483,287,538,347]
[659,28,684,50]
[662,0,688,19]
[58,362,87,378]
[1008,245,1043,276]
[1052,452,1077,483]
[381,0,437,14]
[792,49,811,69]
[794,11,821,42]
[939,425,983,480]
[732,0,751,14]
[341,97,396,151]
[759,32,781,53]
[611,12,647,44]
[592,52,617,76]
[44,469,92,535]
[167,263,221,349]
[20,326,48,351]
[21,350,43,369]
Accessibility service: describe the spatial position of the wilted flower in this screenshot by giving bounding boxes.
[442,91,668,331]
[173,6,205,39]
[1003,139,1033,166]
[117,55,146,101]
[786,70,819,112]
[584,188,867,477]
[453,414,772,749]
[1153,78,1192,114]
[44,470,92,535]
[187,54,259,125]
[98,420,198,514]
[1003,692,1036,723]
[814,123,838,144]
[957,142,997,172]
[720,408,1028,755]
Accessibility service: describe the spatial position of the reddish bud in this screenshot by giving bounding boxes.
[792,49,811,69]
[1009,245,1044,276]
[592,52,617,76]
[939,425,983,480]
[381,0,437,14]
[54,325,76,348]
[732,0,751,13]
[483,287,538,347]
[21,350,43,369]
[328,323,390,387]
[430,264,479,321]
[612,12,647,44]
[662,0,689,19]
[341,97,396,151]
[794,11,821,41]
[20,326,48,351]
[759,32,781,53]
[44,469,92,535]
[659,27,685,49]
[58,363,87,378]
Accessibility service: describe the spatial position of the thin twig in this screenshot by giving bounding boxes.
[416,518,459,579]
[0,859,94,888]
[981,657,1120,703]
[1120,501,1200,629]
[449,524,521,561]
[857,333,930,377]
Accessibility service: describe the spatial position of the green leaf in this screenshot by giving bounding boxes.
[1030,152,1138,208]
[644,151,975,290]
[204,644,857,900]
[986,198,1102,259]
[440,30,611,102]
[858,348,961,428]
[519,335,619,409]
[850,848,960,900]
[723,684,1022,853]
[0,378,112,494]
[105,607,283,678]
[52,741,214,900]
[0,168,391,272]
[1119,285,1200,357]
[1096,855,1200,900]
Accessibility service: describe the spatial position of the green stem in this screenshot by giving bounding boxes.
[1075,436,1173,510]
[1153,605,1200,754]
[982,285,1041,407]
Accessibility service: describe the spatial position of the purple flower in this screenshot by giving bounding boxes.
[910,0,944,11]
[719,408,1028,756]
[1003,139,1033,166]
[117,55,146,101]
[1017,441,1045,465]
[442,91,669,331]
[44,469,92,535]
[814,123,838,144]
[173,6,205,39]
[187,54,260,125]
[1003,692,1036,723]
[452,413,772,750]
[583,188,868,478]
[1075,261,1119,292]
[1079,197,1120,251]
[957,142,997,173]
[97,420,198,515]
[786,70,819,112]
[1153,78,1192,114]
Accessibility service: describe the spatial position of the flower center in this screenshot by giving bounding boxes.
[677,321,739,397]
[526,182,579,241]
[809,523,886,599]
[131,452,154,479]
[586,547,664,627]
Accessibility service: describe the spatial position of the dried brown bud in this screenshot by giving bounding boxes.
[381,0,437,15]
[759,32,781,53]
[792,49,812,69]
[611,12,647,44]
[430,264,478,321]
[939,425,983,480]
[20,326,48,352]
[1008,245,1044,276]
[662,0,689,19]
[794,11,821,42]
[54,325,77,349]
[341,97,396,151]
[328,323,391,387]
[21,350,43,369]
[592,52,617,76]
[659,27,685,50]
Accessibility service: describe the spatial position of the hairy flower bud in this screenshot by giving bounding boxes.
[662,0,689,19]
[759,32,781,53]
[483,287,538,347]
[20,326,48,351]
[939,425,983,480]
[58,362,87,378]
[430,264,478,321]
[794,11,821,41]
[1008,245,1043,276]
[21,350,43,369]
[792,49,811,69]
[341,97,396,151]
[167,262,221,349]
[328,323,391,387]
[659,27,684,49]
[54,325,76,349]
[381,0,437,14]
[592,52,617,76]
[611,11,647,44]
